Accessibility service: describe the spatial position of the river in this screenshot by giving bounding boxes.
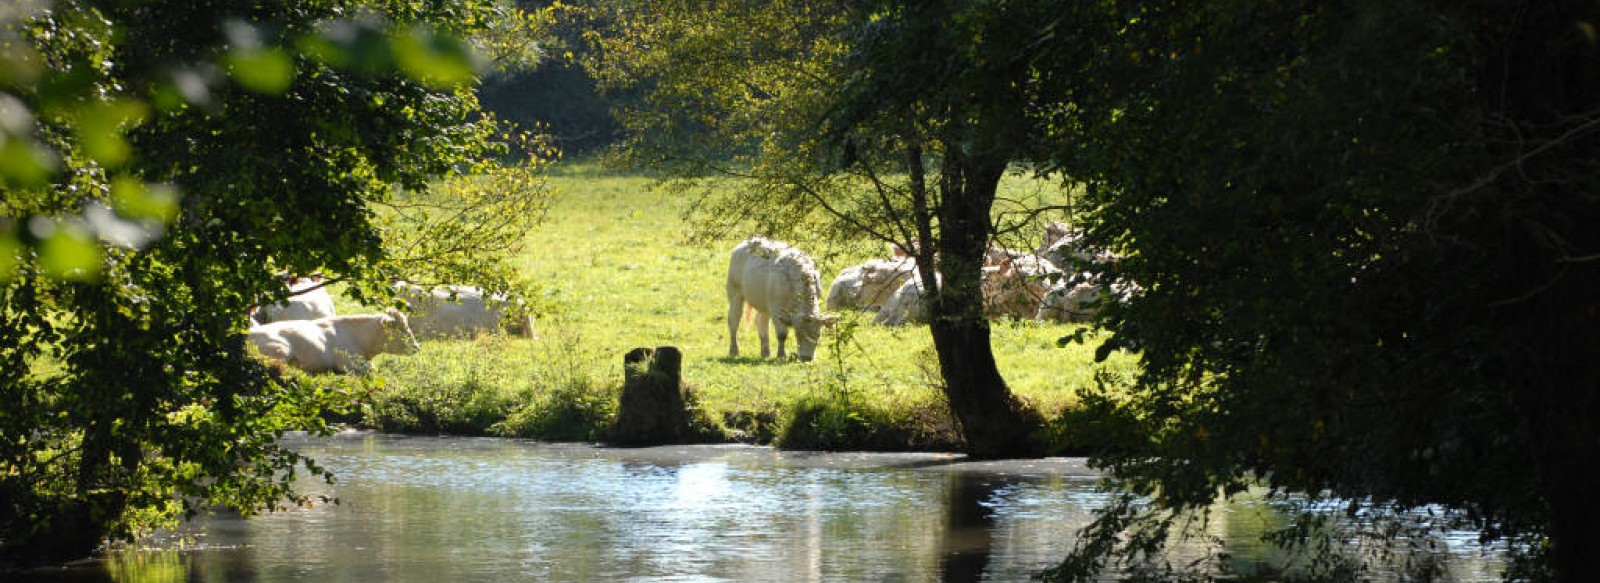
[11,432,1507,583]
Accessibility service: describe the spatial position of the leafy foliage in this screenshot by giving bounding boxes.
[0,0,551,565]
[583,0,1069,457]
[1034,1,1600,581]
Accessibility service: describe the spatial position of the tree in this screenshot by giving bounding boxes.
[0,0,551,565]
[1034,0,1600,580]
[583,0,1059,458]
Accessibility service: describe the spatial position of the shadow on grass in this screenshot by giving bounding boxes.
[717,355,808,366]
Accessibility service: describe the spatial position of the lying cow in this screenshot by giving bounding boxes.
[248,309,421,374]
[982,251,1062,320]
[875,271,948,326]
[251,275,336,325]
[727,237,837,361]
[1037,278,1102,323]
[396,282,534,339]
[826,257,916,312]
[1037,273,1139,323]
[1036,222,1120,271]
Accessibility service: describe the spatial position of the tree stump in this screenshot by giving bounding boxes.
[609,346,693,445]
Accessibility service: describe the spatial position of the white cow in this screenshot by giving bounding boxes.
[875,271,940,326]
[248,309,421,374]
[251,275,336,325]
[982,251,1062,320]
[396,283,534,339]
[1037,273,1139,323]
[1037,279,1102,323]
[826,257,916,311]
[1036,222,1120,270]
[726,237,837,361]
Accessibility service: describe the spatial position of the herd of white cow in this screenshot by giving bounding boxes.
[247,223,1131,372]
[821,223,1133,328]
[245,277,531,374]
[728,224,1132,362]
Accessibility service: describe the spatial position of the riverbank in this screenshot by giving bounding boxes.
[317,162,1138,454]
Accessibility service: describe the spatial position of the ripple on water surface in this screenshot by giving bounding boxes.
[48,432,1507,583]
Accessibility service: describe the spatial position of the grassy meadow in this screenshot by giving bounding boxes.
[340,161,1139,452]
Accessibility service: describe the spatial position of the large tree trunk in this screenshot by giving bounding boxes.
[928,319,1044,458]
[1502,218,1600,583]
[1482,3,1600,581]
[927,144,1045,459]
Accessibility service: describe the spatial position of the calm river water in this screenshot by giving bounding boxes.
[11,432,1506,583]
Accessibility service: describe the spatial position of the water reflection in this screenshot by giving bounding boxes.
[939,474,1001,582]
[0,433,1506,583]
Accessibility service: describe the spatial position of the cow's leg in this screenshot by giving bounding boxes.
[754,311,772,358]
[727,296,743,358]
[774,320,790,360]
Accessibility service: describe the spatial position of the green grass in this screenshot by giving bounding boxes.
[344,161,1137,451]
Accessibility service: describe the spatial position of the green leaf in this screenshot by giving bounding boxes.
[0,136,58,186]
[296,33,351,68]
[111,176,181,222]
[391,26,479,89]
[298,19,394,76]
[75,99,150,167]
[0,43,44,88]
[226,48,296,94]
[0,234,18,282]
[37,220,102,281]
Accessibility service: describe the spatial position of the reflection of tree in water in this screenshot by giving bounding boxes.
[1143,492,1511,582]
[939,473,1003,583]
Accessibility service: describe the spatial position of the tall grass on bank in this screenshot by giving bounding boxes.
[341,161,1137,452]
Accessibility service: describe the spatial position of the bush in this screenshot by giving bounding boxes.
[492,373,618,442]
[776,386,963,452]
[364,335,531,435]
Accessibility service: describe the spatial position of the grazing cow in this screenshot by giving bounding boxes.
[826,258,916,311]
[251,275,336,325]
[726,237,837,361]
[396,283,534,339]
[248,309,421,374]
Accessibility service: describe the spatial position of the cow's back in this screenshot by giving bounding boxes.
[255,282,336,324]
[826,263,867,310]
[856,258,915,309]
[728,238,781,315]
[399,284,505,338]
[248,314,404,373]
[249,319,339,373]
[729,238,821,321]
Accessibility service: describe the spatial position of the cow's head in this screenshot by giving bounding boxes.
[792,312,840,362]
[382,308,423,355]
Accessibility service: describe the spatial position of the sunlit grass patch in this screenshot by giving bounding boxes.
[350,159,1139,450]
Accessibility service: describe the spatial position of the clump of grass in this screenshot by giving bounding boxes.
[366,335,532,435]
[775,347,964,452]
[674,382,733,444]
[487,317,618,441]
[1039,368,1145,457]
[493,378,618,441]
[722,409,781,443]
[776,387,964,452]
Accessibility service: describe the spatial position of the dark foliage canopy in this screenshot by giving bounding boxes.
[1040,1,1600,580]
[1,0,545,565]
